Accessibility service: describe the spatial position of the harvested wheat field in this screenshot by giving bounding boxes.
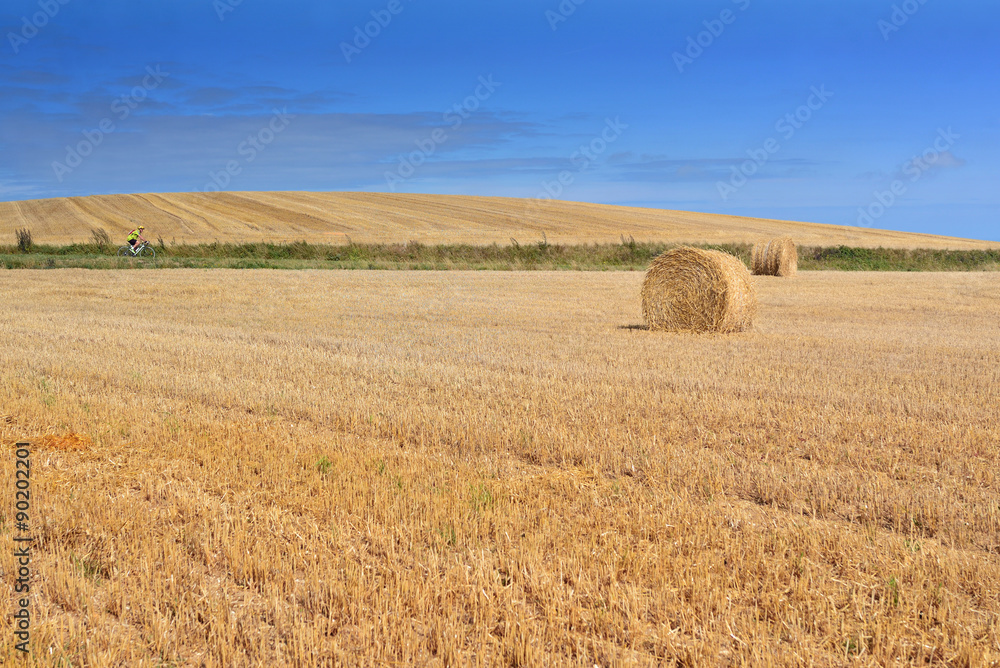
[2,191,998,249]
[2,269,1000,666]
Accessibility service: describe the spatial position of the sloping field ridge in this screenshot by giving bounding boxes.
[1,191,995,249]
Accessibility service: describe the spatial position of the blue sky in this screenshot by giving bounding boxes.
[1,0,997,240]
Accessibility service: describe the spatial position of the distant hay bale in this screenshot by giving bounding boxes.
[751,237,797,277]
[641,247,757,333]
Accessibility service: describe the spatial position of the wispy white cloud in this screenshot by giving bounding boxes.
[0,107,543,196]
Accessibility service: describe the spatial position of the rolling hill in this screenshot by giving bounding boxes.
[1,191,995,249]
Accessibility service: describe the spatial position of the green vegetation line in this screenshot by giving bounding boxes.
[1,239,998,271]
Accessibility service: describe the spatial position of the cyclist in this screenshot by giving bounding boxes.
[126,225,147,254]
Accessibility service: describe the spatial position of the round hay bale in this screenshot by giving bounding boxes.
[751,237,797,277]
[751,240,768,275]
[641,247,757,333]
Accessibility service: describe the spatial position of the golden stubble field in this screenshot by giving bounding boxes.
[3,191,997,249]
[1,269,999,666]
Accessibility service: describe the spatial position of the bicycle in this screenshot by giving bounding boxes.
[117,240,156,259]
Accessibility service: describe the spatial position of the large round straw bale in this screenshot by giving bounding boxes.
[641,247,757,333]
[751,237,797,277]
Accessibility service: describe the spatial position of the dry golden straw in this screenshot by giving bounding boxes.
[2,270,999,664]
[641,246,757,333]
[3,192,993,249]
[752,237,798,277]
[38,432,93,451]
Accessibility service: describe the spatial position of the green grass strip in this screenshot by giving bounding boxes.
[0,241,997,271]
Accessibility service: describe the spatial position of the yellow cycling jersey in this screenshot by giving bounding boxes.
[127,229,141,242]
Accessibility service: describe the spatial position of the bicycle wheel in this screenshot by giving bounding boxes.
[137,245,156,259]
[117,246,132,257]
